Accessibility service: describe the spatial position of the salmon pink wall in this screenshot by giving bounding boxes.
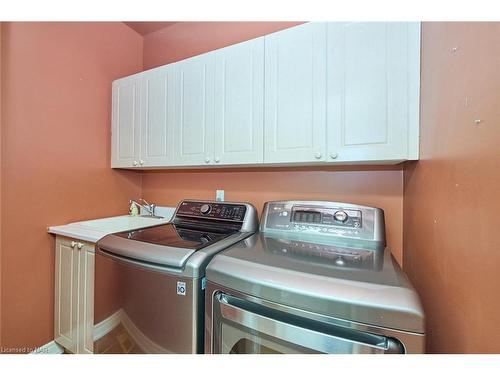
[142,167,404,258]
[0,22,143,350]
[141,22,405,262]
[404,22,500,353]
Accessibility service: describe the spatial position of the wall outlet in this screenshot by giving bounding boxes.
[216,190,224,202]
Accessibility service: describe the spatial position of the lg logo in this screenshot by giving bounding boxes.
[176,281,186,296]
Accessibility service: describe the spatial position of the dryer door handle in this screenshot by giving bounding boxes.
[215,292,404,354]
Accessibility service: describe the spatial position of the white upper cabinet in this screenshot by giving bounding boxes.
[264,22,327,164]
[111,76,141,168]
[327,22,421,162]
[140,66,174,167]
[110,22,421,169]
[173,53,215,166]
[214,37,265,165]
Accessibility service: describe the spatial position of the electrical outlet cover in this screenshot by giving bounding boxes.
[216,190,224,202]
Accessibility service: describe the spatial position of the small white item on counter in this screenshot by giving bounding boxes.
[129,201,139,216]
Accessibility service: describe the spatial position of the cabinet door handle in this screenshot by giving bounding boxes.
[214,157,220,163]
[132,160,138,166]
[139,160,145,165]
[77,242,83,250]
[330,153,338,160]
[70,241,77,248]
[204,157,210,164]
[314,152,322,160]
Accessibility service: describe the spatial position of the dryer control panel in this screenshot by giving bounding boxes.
[261,201,385,243]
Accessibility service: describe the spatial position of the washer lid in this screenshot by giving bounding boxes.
[98,223,233,269]
[206,233,425,334]
[115,224,232,250]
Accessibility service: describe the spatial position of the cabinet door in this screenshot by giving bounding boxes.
[173,54,215,166]
[214,37,264,165]
[54,237,79,353]
[327,22,421,162]
[77,243,95,354]
[140,66,174,167]
[264,22,327,164]
[111,75,142,168]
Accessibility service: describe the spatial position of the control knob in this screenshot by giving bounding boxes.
[333,210,348,223]
[200,204,212,215]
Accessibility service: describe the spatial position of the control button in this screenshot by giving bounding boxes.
[353,221,360,228]
[334,210,348,223]
[200,204,212,215]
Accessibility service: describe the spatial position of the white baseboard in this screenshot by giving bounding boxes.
[32,309,170,354]
[30,341,65,354]
[93,309,123,341]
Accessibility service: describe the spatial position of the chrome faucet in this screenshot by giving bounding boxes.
[130,198,162,218]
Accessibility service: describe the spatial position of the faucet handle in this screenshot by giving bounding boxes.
[140,198,151,206]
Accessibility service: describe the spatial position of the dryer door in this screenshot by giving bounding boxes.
[211,292,404,354]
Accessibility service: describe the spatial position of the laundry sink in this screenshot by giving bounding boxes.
[75,215,166,232]
[48,207,175,243]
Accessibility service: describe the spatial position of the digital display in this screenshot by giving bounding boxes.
[292,210,322,223]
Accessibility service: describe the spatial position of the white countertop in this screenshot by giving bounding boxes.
[47,206,176,243]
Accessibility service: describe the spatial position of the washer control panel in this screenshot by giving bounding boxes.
[176,201,247,222]
[261,201,385,243]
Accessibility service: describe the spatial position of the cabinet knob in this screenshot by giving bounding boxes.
[204,157,210,164]
[132,160,138,166]
[214,157,220,163]
[77,242,83,250]
[70,241,77,248]
[139,160,145,165]
[330,153,338,160]
[314,152,322,160]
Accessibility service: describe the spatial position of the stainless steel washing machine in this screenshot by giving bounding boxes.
[205,200,425,354]
[94,200,258,354]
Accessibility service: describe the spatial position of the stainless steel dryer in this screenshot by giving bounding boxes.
[205,201,425,354]
[94,200,258,354]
